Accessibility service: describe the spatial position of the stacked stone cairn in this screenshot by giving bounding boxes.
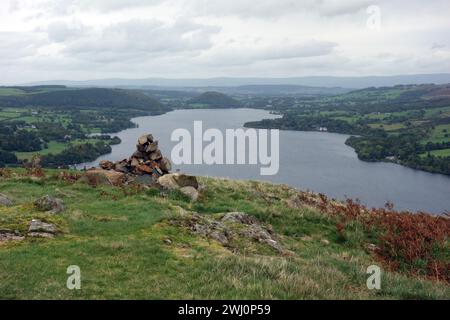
[97,134,172,182]
[84,134,200,201]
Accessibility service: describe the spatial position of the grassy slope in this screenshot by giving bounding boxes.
[0,170,449,300]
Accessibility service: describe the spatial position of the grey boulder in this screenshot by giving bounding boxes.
[28,219,56,235]
[34,195,64,214]
[180,186,199,202]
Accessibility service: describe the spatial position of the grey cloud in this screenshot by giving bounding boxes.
[431,43,446,50]
[8,0,20,13]
[189,0,372,18]
[202,40,337,66]
[255,40,337,60]
[42,0,165,15]
[47,21,89,42]
[0,32,43,61]
[79,0,164,11]
[316,0,373,17]
[2,0,450,84]
[62,18,220,62]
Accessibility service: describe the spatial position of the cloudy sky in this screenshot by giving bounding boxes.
[1,0,450,84]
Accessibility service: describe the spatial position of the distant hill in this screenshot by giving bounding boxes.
[0,87,169,114]
[0,85,68,96]
[188,91,241,108]
[21,73,450,89]
[226,84,350,96]
[140,85,350,97]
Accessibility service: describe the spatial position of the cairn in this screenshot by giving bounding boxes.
[83,133,199,200]
[98,134,172,181]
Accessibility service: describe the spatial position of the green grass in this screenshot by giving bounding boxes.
[423,106,450,119]
[0,88,25,96]
[423,124,450,143]
[426,149,450,157]
[15,139,110,160]
[15,141,68,160]
[368,123,406,131]
[0,171,448,300]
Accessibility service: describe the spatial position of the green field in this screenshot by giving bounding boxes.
[429,149,450,157]
[423,106,450,118]
[15,141,68,160]
[423,124,450,143]
[0,171,448,299]
[0,88,25,96]
[15,139,111,161]
[368,123,406,131]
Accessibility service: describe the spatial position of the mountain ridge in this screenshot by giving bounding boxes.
[20,73,450,89]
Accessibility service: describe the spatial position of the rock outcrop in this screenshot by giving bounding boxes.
[0,229,24,242]
[169,212,290,255]
[28,219,57,238]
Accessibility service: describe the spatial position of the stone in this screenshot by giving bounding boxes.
[99,160,114,170]
[170,212,288,254]
[137,164,153,174]
[222,212,258,225]
[145,141,159,153]
[132,174,156,185]
[159,157,172,173]
[180,186,199,202]
[28,232,54,239]
[34,195,64,214]
[320,239,330,245]
[0,193,13,207]
[132,151,146,159]
[153,166,163,176]
[136,144,147,152]
[173,174,199,189]
[114,160,130,173]
[0,229,24,242]
[87,133,173,188]
[79,169,112,185]
[158,173,198,190]
[158,174,180,190]
[209,230,229,245]
[138,134,153,145]
[80,169,125,186]
[149,149,162,161]
[240,224,272,243]
[28,219,56,234]
[130,157,140,167]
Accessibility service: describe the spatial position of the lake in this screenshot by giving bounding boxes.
[79,109,450,214]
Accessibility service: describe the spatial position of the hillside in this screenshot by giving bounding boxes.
[228,85,350,96]
[0,168,449,299]
[245,83,450,175]
[188,91,241,108]
[0,87,171,167]
[0,87,168,114]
